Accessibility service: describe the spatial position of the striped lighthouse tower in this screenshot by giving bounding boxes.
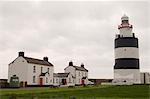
[113,15,141,85]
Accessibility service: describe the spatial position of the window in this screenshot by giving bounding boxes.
[46,77,48,83]
[33,76,36,83]
[13,79,18,82]
[50,79,52,83]
[82,72,83,76]
[41,67,43,73]
[69,78,71,83]
[56,79,58,83]
[47,68,49,73]
[53,78,55,83]
[79,79,80,83]
[79,72,80,76]
[33,66,36,73]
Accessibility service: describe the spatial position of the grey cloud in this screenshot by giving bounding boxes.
[0,1,149,79]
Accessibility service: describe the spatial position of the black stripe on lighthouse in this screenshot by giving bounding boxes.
[115,37,138,48]
[114,58,139,69]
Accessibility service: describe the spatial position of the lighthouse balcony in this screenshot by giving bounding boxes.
[118,24,132,29]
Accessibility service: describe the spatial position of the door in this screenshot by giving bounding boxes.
[40,78,43,86]
[62,79,67,85]
[82,79,85,85]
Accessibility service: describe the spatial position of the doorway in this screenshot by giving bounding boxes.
[82,79,85,85]
[62,79,67,85]
[39,78,43,86]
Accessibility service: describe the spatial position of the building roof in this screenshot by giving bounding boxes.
[9,52,54,66]
[64,61,88,72]
[72,66,88,72]
[24,57,53,66]
[54,73,69,77]
[64,65,88,72]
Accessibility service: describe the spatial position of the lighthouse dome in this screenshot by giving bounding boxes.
[121,14,129,21]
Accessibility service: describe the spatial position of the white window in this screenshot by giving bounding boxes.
[46,77,48,83]
[33,76,36,83]
[50,79,52,83]
[47,68,49,73]
[79,79,80,83]
[69,78,71,83]
[56,79,58,83]
[41,67,43,73]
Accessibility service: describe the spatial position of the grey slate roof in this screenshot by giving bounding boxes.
[54,73,69,77]
[72,66,88,72]
[24,57,53,66]
[64,65,88,72]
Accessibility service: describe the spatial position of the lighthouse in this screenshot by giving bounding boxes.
[113,15,141,85]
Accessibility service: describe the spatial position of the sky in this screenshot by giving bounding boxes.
[0,1,150,79]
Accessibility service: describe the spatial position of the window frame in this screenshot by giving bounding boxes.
[41,67,43,73]
[47,68,49,73]
[33,66,36,73]
[46,77,48,83]
[33,76,36,83]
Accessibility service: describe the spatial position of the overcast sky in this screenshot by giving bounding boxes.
[0,1,149,79]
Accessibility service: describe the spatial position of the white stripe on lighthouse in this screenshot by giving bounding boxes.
[115,47,139,59]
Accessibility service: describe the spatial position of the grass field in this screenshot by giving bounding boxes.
[0,85,149,99]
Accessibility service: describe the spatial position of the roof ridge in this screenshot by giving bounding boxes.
[24,56,43,61]
[24,56,53,66]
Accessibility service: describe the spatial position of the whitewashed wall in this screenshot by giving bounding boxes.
[27,63,53,85]
[114,69,141,84]
[75,70,88,85]
[8,56,54,86]
[140,72,150,84]
[66,73,75,86]
[65,66,75,77]
[115,47,139,59]
[53,76,60,86]
[65,66,88,85]
[8,57,28,82]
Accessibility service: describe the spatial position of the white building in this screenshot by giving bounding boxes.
[8,52,54,87]
[113,15,141,85]
[140,72,150,84]
[53,73,75,87]
[64,61,88,85]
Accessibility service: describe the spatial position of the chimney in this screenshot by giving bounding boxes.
[133,33,135,38]
[43,57,48,61]
[81,63,84,68]
[18,51,24,57]
[69,61,73,66]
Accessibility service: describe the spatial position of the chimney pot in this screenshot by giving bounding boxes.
[69,61,73,66]
[81,63,84,68]
[43,57,48,61]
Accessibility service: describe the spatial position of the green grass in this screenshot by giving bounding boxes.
[0,85,149,99]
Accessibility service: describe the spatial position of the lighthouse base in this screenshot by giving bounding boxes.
[112,69,141,85]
